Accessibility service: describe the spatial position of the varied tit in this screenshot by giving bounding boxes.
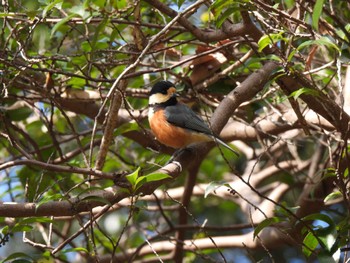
[148,80,238,155]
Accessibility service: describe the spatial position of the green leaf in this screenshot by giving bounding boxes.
[26,10,39,20]
[215,7,236,28]
[127,171,171,193]
[274,203,300,218]
[298,213,335,249]
[210,0,248,28]
[20,217,55,224]
[210,0,230,12]
[51,13,77,37]
[258,33,286,52]
[71,55,87,65]
[92,0,106,8]
[125,167,141,189]
[113,0,127,9]
[303,231,318,257]
[312,0,324,31]
[258,35,272,52]
[6,106,32,121]
[297,36,340,52]
[143,172,171,183]
[177,0,185,8]
[336,24,350,42]
[37,193,63,209]
[12,224,33,233]
[81,41,92,52]
[2,252,33,262]
[264,54,282,62]
[323,167,336,178]
[284,0,295,9]
[289,87,320,100]
[1,225,9,235]
[318,230,337,252]
[67,76,86,88]
[287,49,296,62]
[42,0,63,18]
[301,213,334,229]
[91,19,109,50]
[113,122,139,136]
[70,5,88,18]
[134,175,147,192]
[324,191,342,204]
[253,217,282,238]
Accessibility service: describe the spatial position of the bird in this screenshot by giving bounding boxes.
[148,80,238,156]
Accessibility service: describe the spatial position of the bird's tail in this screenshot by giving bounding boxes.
[213,137,239,156]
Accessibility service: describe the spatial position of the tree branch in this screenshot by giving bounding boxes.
[0,159,116,179]
[211,61,278,134]
[109,227,296,262]
[143,0,250,42]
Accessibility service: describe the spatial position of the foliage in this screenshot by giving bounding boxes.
[1,0,350,262]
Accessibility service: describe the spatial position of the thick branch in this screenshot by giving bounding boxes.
[95,86,124,170]
[211,61,278,134]
[0,189,117,217]
[220,108,333,141]
[0,150,189,217]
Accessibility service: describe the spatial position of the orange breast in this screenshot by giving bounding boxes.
[149,109,211,149]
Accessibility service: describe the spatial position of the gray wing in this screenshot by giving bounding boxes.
[164,104,213,135]
[165,103,239,156]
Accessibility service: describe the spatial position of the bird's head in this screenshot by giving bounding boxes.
[149,81,178,106]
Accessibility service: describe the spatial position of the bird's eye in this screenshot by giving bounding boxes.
[150,81,176,96]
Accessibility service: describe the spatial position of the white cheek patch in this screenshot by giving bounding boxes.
[149,93,170,105]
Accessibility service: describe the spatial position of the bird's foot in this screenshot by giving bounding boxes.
[166,147,193,165]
